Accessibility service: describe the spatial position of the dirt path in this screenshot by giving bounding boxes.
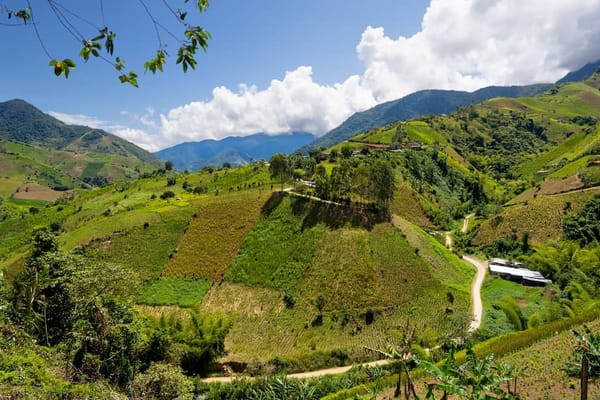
[283,187,343,206]
[462,254,487,332]
[445,231,452,249]
[462,214,474,234]
[202,359,394,383]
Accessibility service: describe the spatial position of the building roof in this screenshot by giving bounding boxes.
[489,263,552,284]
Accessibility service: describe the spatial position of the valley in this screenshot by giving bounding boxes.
[0,68,599,399]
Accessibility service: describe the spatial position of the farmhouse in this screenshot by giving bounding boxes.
[488,258,552,287]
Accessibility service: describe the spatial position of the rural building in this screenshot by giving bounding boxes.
[488,258,552,286]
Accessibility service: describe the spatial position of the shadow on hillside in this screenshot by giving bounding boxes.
[261,190,286,215]
[262,191,389,230]
[300,199,389,231]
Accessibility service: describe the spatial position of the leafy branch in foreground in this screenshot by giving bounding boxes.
[0,1,211,86]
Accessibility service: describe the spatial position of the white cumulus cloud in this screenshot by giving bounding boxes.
[357,0,600,102]
[155,0,600,148]
[158,66,376,145]
[47,111,106,129]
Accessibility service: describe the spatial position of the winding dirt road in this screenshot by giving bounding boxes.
[202,359,395,383]
[462,254,487,332]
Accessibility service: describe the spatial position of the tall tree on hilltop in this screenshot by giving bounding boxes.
[269,153,291,190]
[369,158,396,210]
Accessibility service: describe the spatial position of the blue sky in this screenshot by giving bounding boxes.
[2,0,600,151]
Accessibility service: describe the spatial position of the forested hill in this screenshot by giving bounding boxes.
[298,83,551,153]
[0,99,160,166]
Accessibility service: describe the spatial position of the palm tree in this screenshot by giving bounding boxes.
[418,345,518,399]
[366,322,418,399]
[570,326,600,400]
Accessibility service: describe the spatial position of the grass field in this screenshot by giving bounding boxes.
[480,276,552,337]
[199,197,472,364]
[226,194,328,291]
[390,182,436,229]
[499,318,600,399]
[163,189,270,280]
[475,187,600,246]
[517,130,599,177]
[136,277,211,307]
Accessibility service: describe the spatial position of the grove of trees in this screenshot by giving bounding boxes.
[269,151,396,211]
[1,229,230,397]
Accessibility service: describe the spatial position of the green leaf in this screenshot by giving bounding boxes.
[80,47,90,61]
[15,7,31,23]
[144,50,167,74]
[119,71,138,88]
[197,0,209,12]
[114,57,125,71]
[49,59,75,79]
[53,63,62,77]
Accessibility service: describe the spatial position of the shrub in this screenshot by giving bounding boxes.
[282,292,295,309]
[160,191,175,200]
[133,363,194,400]
[365,308,375,325]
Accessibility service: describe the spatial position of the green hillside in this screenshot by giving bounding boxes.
[0,162,474,371]
[2,75,600,398]
[0,99,162,195]
[474,187,600,246]
[200,195,472,364]
[299,84,550,152]
[0,99,159,164]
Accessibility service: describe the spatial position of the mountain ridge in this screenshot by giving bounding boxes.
[0,99,162,189]
[155,131,316,170]
[0,98,161,166]
[297,83,552,153]
[557,58,600,84]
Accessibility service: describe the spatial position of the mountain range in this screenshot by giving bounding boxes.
[154,84,552,167]
[0,99,159,165]
[154,132,316,170]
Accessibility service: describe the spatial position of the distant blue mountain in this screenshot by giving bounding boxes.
[155,132,316,171]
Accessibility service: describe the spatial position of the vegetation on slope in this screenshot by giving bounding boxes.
[163,189,269,280]
[475,187,600,246]
[2,72,600,398]
[500,318,600,399]
[200,192,471,366]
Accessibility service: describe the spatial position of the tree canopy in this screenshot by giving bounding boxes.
[563,194,600,246]
[1,1,210,86]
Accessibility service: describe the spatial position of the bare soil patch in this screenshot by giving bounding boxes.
[13,183,65,202]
